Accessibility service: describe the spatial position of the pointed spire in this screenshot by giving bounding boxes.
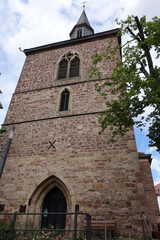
[70,8,94,39]
[76,9,91,27]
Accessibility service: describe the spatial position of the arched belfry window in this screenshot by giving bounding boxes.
[59,89,70,111]
[69,57,80,78]
[57,51,80,80]
[58,59,68,79]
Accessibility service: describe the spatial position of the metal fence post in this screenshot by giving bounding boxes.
[86,214,91,240]
[9,212,17,240]
[86,214,89,240]
[74,211,77,240]
[105,215,107,240]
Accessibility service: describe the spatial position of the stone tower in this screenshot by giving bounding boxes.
[0,9,159,239]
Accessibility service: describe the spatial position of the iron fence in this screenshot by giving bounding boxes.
[0,212,91,240]
[140,214,154,240]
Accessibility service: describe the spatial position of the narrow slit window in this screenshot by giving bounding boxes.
[58,59,68,79]
[69,57,80,78]
[60,89,70,111]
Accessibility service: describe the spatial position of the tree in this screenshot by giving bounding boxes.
[89,15,160,152]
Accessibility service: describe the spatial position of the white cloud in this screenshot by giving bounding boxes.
[146,146,158,154]
[0,0,75,124]
[145,147,157,153]
[154,178,160,186]
[151,157,160,174]
[147,150,160,185]
[157,196,160,210]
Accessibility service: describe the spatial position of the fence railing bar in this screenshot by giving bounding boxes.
[0,212,89,216]
[13,229,85,232]
[1,228,91,233]
[141,216,146,240]
[140,214,153,240]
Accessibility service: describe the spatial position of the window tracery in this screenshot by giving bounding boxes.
[57,51,80,80]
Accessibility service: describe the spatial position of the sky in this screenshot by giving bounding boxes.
[0,0,160,185]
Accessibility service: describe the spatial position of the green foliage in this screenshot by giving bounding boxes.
[0,128,7,134]
[15,230,86,240]
[0,219,12,240]
[89,15,160,152]
[0,219,86,240]
[0,218,86,240]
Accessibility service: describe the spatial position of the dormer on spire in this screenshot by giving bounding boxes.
[70,9,94,39]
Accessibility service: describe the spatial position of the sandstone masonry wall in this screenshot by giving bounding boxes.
[0,33,159,239]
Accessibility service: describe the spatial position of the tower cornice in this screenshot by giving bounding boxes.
[24,28,120,56]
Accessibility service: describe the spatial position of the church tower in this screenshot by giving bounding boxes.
[0,8,159,239]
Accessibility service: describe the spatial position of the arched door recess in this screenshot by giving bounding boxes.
[41,186,67,229]
[27,175,72,229]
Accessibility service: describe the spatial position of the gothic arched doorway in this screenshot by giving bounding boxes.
[41,186,67,229]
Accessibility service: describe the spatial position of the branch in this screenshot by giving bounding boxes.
[139,62,149,77]
[135,16,154,75]
[126,26,141,42]
[135,16,145,41]
[121,39,135,48]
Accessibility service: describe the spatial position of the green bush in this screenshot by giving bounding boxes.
[14,230,86,239]
[0,219,87,240]
[0,219,12,240]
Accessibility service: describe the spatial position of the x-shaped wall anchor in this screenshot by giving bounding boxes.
[48,140,56,149]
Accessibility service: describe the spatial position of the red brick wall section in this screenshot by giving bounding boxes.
[139,158,160,228]
[155,183,160,195]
